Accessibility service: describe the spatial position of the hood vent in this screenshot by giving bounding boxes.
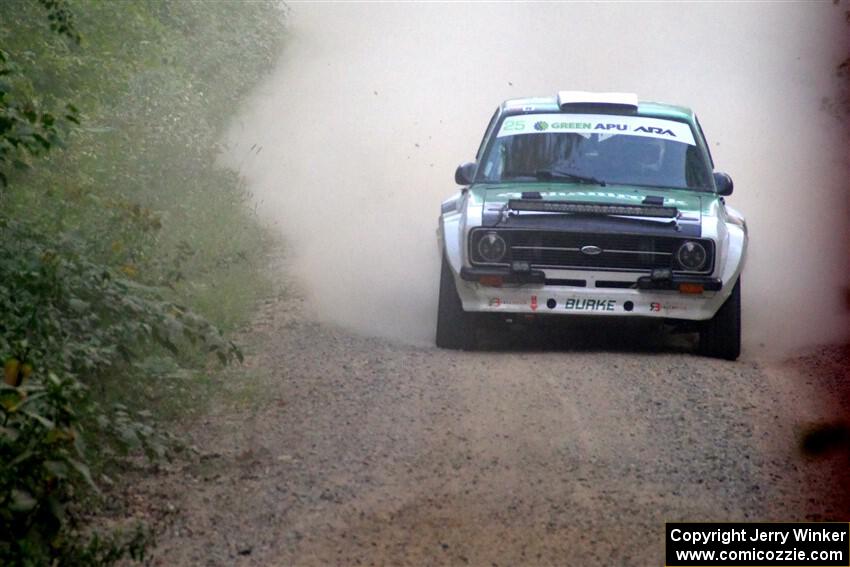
[507,199,678,219]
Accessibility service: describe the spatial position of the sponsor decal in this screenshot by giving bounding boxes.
[487,297,527,308]
[635,125,676,137]
[564,298,616,312]
[531,295,538,311]
[648,301,689,313]
[496,113,695,145]
[595,123,627,131]
[550,121,592,130]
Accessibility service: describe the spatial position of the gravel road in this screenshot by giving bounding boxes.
[126,270,850,567]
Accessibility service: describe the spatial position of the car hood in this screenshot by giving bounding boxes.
[472,182,717,238]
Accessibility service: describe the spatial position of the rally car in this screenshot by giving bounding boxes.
[436,91,747,359]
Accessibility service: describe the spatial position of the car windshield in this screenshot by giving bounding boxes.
[477,113,713,190]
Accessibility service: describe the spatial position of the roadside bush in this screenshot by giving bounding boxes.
[0,0,285,564]
[0,219,241,564]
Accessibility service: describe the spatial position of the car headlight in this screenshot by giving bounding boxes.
[676,241,707,271]
[477,232,507,263]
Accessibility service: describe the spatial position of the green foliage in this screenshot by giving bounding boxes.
[0,0,285,564]
[0,0,282,321]
[0,48,79,186]
[36,0,81,44]
[0,221,241,370]
[0,221,243,563]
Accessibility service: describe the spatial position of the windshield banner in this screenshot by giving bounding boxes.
[497,113,696,145]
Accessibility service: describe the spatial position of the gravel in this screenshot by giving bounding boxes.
[128,282,850,566]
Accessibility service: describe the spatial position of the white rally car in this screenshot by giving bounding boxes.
[436,92,747,359]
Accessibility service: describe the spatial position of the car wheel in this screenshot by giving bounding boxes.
[698,277,741,361]
[435,253,478,350]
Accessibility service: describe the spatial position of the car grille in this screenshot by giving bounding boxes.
[469,229,713,274]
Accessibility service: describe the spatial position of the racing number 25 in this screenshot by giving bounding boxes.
[502,120,525,132]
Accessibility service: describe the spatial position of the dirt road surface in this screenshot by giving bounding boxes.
[129,265,849,566]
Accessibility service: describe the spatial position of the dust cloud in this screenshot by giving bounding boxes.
[225,3,849,355]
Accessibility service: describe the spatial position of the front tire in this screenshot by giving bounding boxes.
[699,277,741,360]
[435,254,478,350]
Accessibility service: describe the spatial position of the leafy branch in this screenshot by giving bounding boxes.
[0,49,79,187]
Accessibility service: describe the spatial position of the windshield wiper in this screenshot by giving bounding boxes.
[535,168,607,187]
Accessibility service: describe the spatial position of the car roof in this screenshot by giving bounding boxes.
[501,95,696,123]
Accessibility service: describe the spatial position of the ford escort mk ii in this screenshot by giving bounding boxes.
[436,92,747,359]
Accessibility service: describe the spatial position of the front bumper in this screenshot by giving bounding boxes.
[456,266,725,321]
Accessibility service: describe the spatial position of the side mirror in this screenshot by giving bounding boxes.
[455,162,477,185]
[713,172,733,196]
